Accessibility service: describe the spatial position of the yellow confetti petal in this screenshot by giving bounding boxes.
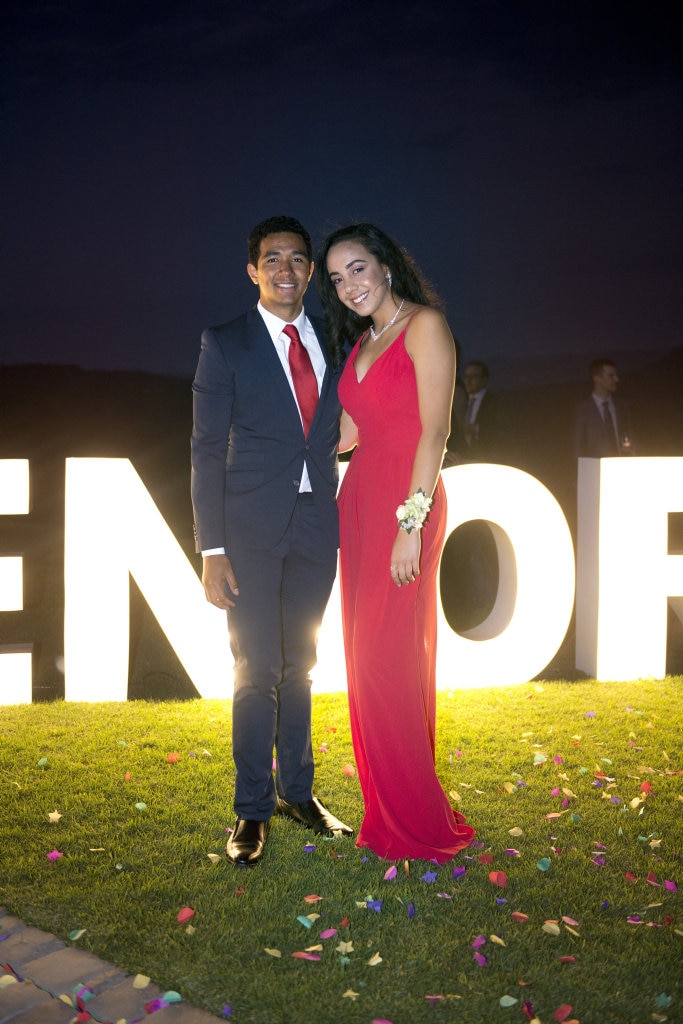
[342,989,359,1000]
[133,975,150,989]
[306,913,320,923]
[207,853,221,864]
[337,940,354,954]
[565,925,580,937]
[490,934,506,946]
[305,944,323,952]
[48,810,62,823]
[264,948,282,958]
[508,827,524,837]
[504,782,515,794]
[561,788,578,799]
[0,977,18,989]
[542,921,561,936]
[367,951,382,966]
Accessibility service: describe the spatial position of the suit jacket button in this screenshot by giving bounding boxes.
[293,479,300,487]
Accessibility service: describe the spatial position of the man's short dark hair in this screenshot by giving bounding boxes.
[247,216,313,266]
[466,360,489,380]
[589,357,616,378]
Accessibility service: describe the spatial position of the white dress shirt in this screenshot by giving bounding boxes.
[466,387,487,423]
[592,392,619,446]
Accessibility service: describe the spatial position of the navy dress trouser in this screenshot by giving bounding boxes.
[226,494,338,819]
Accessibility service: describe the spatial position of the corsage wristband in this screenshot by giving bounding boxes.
[396,488,433,533]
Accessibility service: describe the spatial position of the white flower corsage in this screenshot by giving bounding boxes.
[396,488,433,533]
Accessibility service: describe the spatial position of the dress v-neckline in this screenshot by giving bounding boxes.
[353,328,406,385]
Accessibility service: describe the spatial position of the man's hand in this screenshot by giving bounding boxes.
[202,553,239,609]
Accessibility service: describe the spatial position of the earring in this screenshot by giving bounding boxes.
[387,272,393,287]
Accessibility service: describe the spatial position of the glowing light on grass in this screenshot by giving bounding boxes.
[3,456,680,703]
[64,458,231,701]
[435,464,575,688]
[576,457,683,680]
[0,460,31,702]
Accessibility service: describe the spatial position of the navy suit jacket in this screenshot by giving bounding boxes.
[191,307,341,554]
[573,395,634,458]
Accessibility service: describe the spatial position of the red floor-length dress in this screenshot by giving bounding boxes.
[338,327,475,862]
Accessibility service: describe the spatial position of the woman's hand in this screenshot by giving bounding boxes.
[390,528,421,586]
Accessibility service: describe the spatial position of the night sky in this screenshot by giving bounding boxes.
[2,1,680,383]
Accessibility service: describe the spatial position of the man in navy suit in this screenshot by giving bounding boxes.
[191,216,352,866]
[573,358,635,458]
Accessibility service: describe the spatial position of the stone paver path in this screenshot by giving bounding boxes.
[0,910,224,1023]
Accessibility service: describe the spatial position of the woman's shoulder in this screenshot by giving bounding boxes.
[403,305,453,348]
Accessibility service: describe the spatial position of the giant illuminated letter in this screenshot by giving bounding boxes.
[576,457,683,680]
[0,459,32,703]
[436,464,576,688]
[64,458,231,701]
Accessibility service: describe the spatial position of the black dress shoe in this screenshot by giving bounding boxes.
[226,818,269,866]
[276,796,353,837]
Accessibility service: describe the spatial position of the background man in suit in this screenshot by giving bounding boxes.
[191,215,352,866]
[573,357,635,458]
[462,360,501,461]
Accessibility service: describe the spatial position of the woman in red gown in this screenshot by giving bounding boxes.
[317,224,475,862]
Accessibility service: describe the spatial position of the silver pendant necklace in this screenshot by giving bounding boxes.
[369,298,406,342]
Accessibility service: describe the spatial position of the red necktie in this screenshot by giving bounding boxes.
[284,324,318,436]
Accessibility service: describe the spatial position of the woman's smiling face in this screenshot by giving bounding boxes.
[326,239,390,317]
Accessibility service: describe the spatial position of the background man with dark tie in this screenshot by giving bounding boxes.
[191,215,352,866]
[573,357,635,459]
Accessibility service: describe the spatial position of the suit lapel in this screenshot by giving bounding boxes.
[246,309,303,427]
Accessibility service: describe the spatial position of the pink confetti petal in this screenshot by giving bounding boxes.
[291,952,321,961]
[489,871,508,887]
[47,849,63,862]
[664,880,677,892]
[303,895,322,903]
[511,912,529,923]
[646,872,661,887]
[554,1006,573,1022]
[176,907,195,923]
[384,866,398,880]
[471,935,486,949]
[319,929,337,940]
[145,998,168,1013]
[473,952,488,966]
[342,764,356,776]
[166,752,180,763]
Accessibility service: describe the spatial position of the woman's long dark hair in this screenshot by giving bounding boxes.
[316,223,443,365]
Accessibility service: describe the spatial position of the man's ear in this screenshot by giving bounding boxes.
[246,263,259,285]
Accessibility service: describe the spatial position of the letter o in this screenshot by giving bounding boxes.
[437,464,575,688]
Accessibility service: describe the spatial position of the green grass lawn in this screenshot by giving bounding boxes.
[1,679,681,1024]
